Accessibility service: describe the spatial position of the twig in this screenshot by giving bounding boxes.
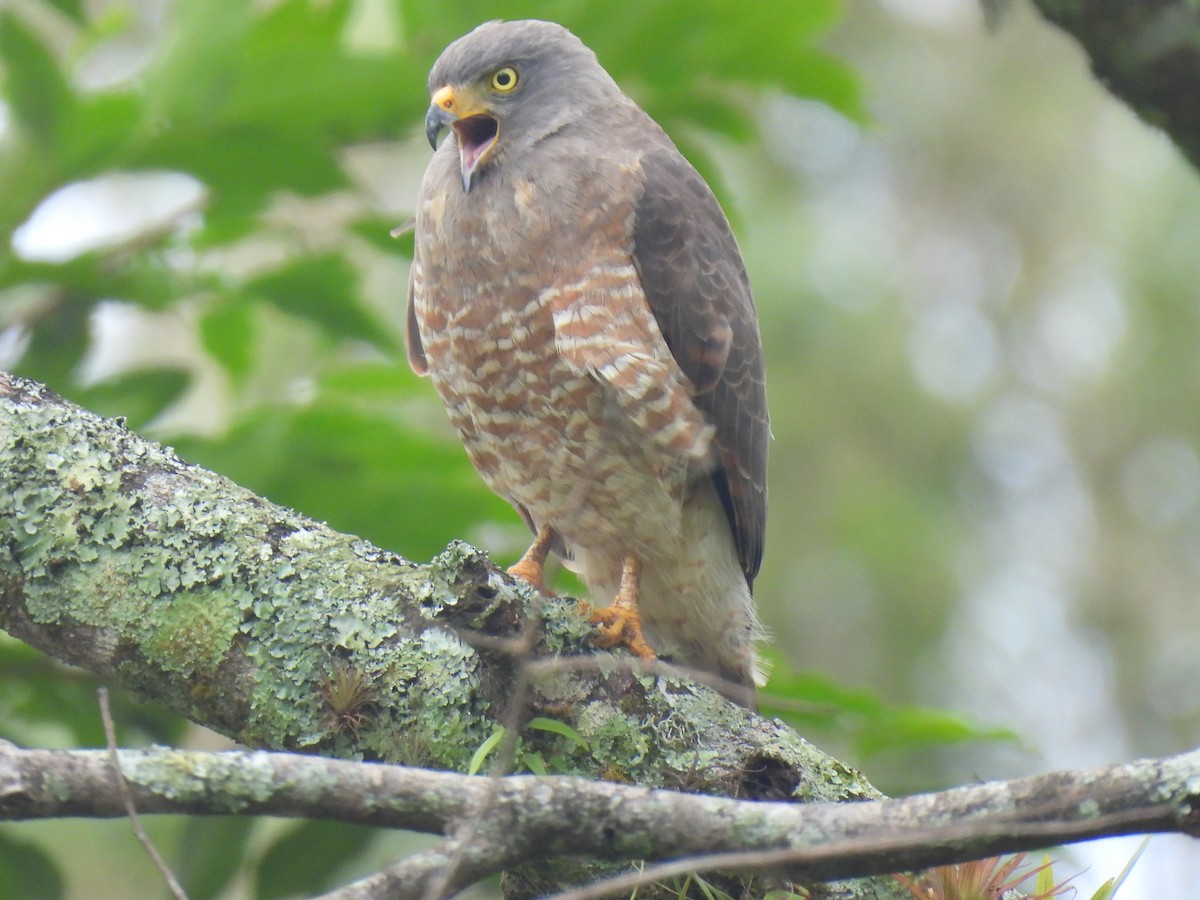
[542,811,1169,900]
[419,596,545,900]
[98,687,190,900]
[522,650,757,708]
[316,843,508,900]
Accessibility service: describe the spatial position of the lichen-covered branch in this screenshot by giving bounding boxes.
[2,740,1199,898]
[1020,0,1200,170]
[0,371,899,897]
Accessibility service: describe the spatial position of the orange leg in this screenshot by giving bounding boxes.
[587,556,656,660]
[507,525,557,596]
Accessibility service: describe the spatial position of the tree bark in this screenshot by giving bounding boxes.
[2,741,1198,898]
[0,371,896,898]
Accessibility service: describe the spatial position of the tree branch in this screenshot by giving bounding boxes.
[0,371,895,897]
[7,372,1195,895]
[2,740,1198,895]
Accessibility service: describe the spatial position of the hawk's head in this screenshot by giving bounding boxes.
[424,20,620,192]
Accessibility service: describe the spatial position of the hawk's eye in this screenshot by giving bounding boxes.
[491,67,518,92]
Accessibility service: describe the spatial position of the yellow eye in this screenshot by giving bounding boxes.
[491,67,518,92]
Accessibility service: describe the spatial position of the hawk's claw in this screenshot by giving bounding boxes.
[587,602,656,660]
[584,556,655,660]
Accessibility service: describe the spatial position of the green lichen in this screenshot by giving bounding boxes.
[125,749,278,812]
[649,693,722,774]
[355,625,494,770]
[576,700,651,776]
[39,770,73,804]
[537,592,598,655]
[418,542,478,618]
[0,383,500,763]
[143,589,241,676]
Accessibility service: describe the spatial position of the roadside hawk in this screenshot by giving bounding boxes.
[407,19,769,705]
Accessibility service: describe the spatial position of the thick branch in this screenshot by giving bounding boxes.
[0,371,895,897]
[1024,0,1200,170]
[2,740,1198,895]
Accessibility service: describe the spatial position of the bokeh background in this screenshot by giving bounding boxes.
[2,0,1199,896]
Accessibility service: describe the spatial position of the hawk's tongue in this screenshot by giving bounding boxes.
[453,115,499,190]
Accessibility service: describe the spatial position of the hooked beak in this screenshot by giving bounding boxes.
[425,84,499,193]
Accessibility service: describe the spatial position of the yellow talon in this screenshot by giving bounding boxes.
[584,556,655,660]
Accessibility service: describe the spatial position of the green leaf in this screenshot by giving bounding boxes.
[761,662,1015,760]
[1035,854,1057,895]
[1093,837,1149,899]
[315,361,426,400]
[135,127,347,224]
[200,294,258,381]
[467,726,506,775]
[352,215,416,256]
[853,706,1015,758]
[0,831,64,900]
[527,716,589,750]
[246,255,394,349]
[566,0,858,116]
[0,11,74,144]
[176,818,256,899]
[58,92,145,172]
[143,0,421,155]
[777,48,865,123]
[522,751,548,775]
[0,642,182,748]
[44,0,87,23]
[6,251,204,312]
[255,821,379,899]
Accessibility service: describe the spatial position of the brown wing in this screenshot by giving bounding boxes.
[631,147,769,586]
[405,259,429,375]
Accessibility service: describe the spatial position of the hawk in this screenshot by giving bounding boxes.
[407,20,769,705]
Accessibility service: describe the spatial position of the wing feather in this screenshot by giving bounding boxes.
[405,259,429,375]
[631,147,769,585]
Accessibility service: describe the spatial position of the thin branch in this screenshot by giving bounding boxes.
[544,809,1173,900]
[316,844,509,900]
[98,688,189,900]
[1,741,1198,894]
[522,650,757,708]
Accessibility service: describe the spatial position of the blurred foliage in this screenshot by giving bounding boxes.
[761,660,1015,762]
[6,0,1181,896]
[0,1,952,897]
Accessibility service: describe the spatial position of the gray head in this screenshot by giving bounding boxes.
[423,20,622,192]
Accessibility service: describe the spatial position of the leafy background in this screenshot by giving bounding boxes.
[2,0,1199,897]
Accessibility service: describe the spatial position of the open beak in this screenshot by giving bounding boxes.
[425,85,499,193]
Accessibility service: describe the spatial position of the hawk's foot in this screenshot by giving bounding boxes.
[584,556,656,660]
[507,525,557,596]
[586,602,656,660]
